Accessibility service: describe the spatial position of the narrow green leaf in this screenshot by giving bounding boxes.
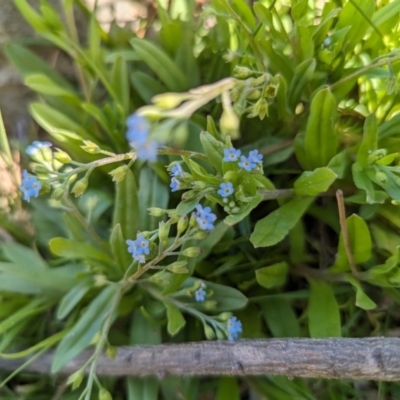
[52,284,120,372]
[330,214,372,272]
[0,109,12,167]
[216,378,240,400]
[130,38,189,91]
[250,197,314,248]
[25,74,78,98]
[256,262,288,289]
[308,280,341,338]
[294,167,337,196]
[111,55,129,112]
[113,169,140,241]
[347,275,376,310]
[49,237,113,264]
[164,301,186,336]
[304,88,338,169]
[261,299,300,338]
[56,278,93,320]
[110,224,132,273]
[357,114,378,167]
[287,58,316,110]
[199,131,223,174]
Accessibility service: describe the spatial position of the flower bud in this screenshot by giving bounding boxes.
[177,215,189,234]
[246,89,261,100]
[192,181,207,190]
[217,312,233,321]
[220,108,240,139]
[71,176,88,197]
[233,66,253,79]
[109,165,128,183]
[204,324,216,340]
[193,231,208,240]
[181,247,202,258]
[99,388,113,400]
[159,221,170,247]
[167,260,189,274]
[52,186,65,201]
[152,92,190,109]
[148,207,167,217]
[182,190,197,201]
[216,328,226,340]
[67,369,84,390]
[94,274,107,287]
[254,98,269,120]
[106,345,117,359]
[81,140,101,154]
[264,84,278,98]
[54,149,71,163]
[32,164,48,174]
[203,300,218,310]
[231,207,240,214]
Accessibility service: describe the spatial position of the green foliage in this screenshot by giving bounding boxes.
[2,0,400,398]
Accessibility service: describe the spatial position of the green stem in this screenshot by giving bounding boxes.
[330,54,400,91]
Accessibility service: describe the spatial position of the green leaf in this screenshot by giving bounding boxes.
[49,238,113,264]
[294,167,337,196]
[111,55,129,112]
[352,163,376,203]
[330,214,372,272]
[138,166,169,230]
[304,88,338,169]
[5,43,71,88]
[357,114,378,168]
[24,74,78,98]
[128,378,159,400]
[164,301,186,336]
[199,131,223,174]
[256,262,288,289]
[52,284,120,372]
[308,280,341,338]
[130,38,189,91]
[261,299,300,338]
[372,0,400,29]
[56,277,93,320]
[250,197,314,248]
[130,71,167,103]
[110,224,132,273]
[216,378,240,400]
[347,275,376,310]
[113,168,140,241]
[287,58,315,110]
[2,242,47,271]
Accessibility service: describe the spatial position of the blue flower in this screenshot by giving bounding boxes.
[126,114,150,144]
[135,141,158,162]
[26,141,52,156]
[223,147,241,162]
[193,204,217,231]
[249,150,263,164]
[227,316,243,341]
[170,163,184,178]
[195,287,206,302]
[238,155,256,171]
[126,114,158,162]
[218,182,234,198]
[170,177,180,192]
[19,170,41,202]
[126,234,150,264]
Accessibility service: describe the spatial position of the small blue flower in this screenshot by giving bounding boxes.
[223,147,241,162]
[227,316,243,341]
[195,287,206,302]
[26,141,52,156]
[126,114,150,144]
[170,177,180,192]
[126,114,158,162]
[194,204,217,231]
[248,150,263,164]
[135,141,158,162]
[170,163,184,178]
[218,182,234,198]
[19,170,42,202]
[126,233,150,264]
[238,155,256,171]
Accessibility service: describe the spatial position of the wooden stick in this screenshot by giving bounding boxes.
[1,338,400,381]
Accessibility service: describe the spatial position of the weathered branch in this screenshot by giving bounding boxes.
[1,338,400,381]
